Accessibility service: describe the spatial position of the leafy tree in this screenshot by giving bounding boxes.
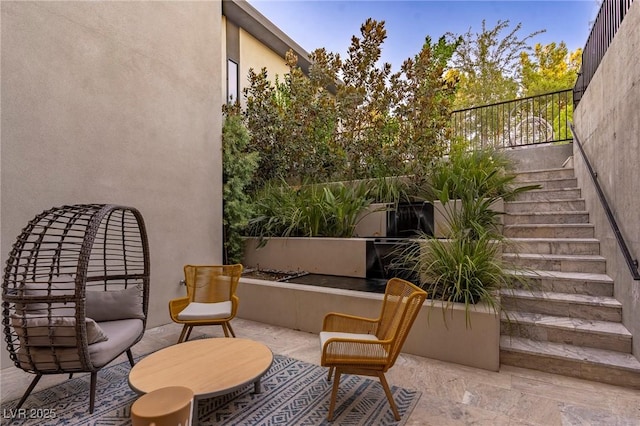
[520,42,582,95]
[448,20,544,148]
[451,19,544,108]
[392,35,460,176]
[334,18,397,179]
[239,18,459,186]
[243,51,341,187]
[279,50,340,183]
[331,20,459,179]
[222,113,259,264]
[520,42,581,140]
[243,68,282,187]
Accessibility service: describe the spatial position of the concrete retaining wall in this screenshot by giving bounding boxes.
[573,2,640,359]
[504,143,573,171]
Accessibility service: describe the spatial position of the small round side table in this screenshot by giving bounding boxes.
[131,385,194,426]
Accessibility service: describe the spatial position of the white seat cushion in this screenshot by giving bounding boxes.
[177,301,232,320]
[320,331,379,348]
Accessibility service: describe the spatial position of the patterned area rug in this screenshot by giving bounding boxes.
[2,354,421,425]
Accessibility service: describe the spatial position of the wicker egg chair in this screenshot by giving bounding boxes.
[2,204,150,413]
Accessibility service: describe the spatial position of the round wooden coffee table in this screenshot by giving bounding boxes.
[128,338,273,419]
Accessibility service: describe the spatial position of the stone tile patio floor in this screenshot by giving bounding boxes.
[1,318,639,425]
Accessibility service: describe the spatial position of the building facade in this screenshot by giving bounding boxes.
[0,0,309,368]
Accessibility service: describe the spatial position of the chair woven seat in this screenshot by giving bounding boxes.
[319,332,388,363]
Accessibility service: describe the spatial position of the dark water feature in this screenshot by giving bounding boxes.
[386,202,434,238]
[280,212,429,292]
[283,273,388,294]
[367,201,433,280]
[270,202,433,294]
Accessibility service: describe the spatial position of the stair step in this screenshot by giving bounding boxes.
[514,168,575,182]
[504,164,640,390]
[507,270,614,297]
[504,223,594,238]
[504,238,600,255]
[514,188,582,202]
[500,289,621,321]
[504,211,590,225]
[501,311,632,353]
[500,336,640,389]
[523,177,578,190]
[505,199,586,213]
[503,253,606,274]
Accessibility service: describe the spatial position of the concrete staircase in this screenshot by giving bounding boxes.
[500,167,640,389]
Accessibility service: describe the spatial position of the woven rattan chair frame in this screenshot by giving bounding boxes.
[1,204,150,413]
[320,277,427,421]
[168,264,243,343]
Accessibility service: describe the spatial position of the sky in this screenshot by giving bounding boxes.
[248,0,601,72]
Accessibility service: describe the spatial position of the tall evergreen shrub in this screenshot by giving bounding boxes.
[223,114,259,264]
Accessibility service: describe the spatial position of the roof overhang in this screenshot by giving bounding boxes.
[222,0,312,75]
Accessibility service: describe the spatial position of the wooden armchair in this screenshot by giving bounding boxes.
[169,264,242,343]
[320,278,427,421]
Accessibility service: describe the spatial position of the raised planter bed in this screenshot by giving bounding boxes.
[241,234,502,371]
[237,277,500,371]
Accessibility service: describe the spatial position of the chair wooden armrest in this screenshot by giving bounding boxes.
[229,295,239,317]
[322,312,378,334]
[168,297,190,322]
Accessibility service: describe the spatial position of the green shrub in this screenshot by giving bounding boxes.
[368,176,414,205]
[423,142,539,238]
[248,180,374,239]
[425,142,518,201]
[394,231,507,325]
[436,189,505,241]
[392,142,533,325]
[223,114,259,264]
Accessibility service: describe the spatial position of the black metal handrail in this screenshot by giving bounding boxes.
[451,89,573,150]
[574,0,635,106]
[570,124,640,280]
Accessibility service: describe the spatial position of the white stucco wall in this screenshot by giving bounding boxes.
[573,1,640,359]
[1,1,223,367]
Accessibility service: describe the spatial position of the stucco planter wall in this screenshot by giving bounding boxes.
[353,203,390,237]
[237,277,500,371]
[243,237,368,277]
